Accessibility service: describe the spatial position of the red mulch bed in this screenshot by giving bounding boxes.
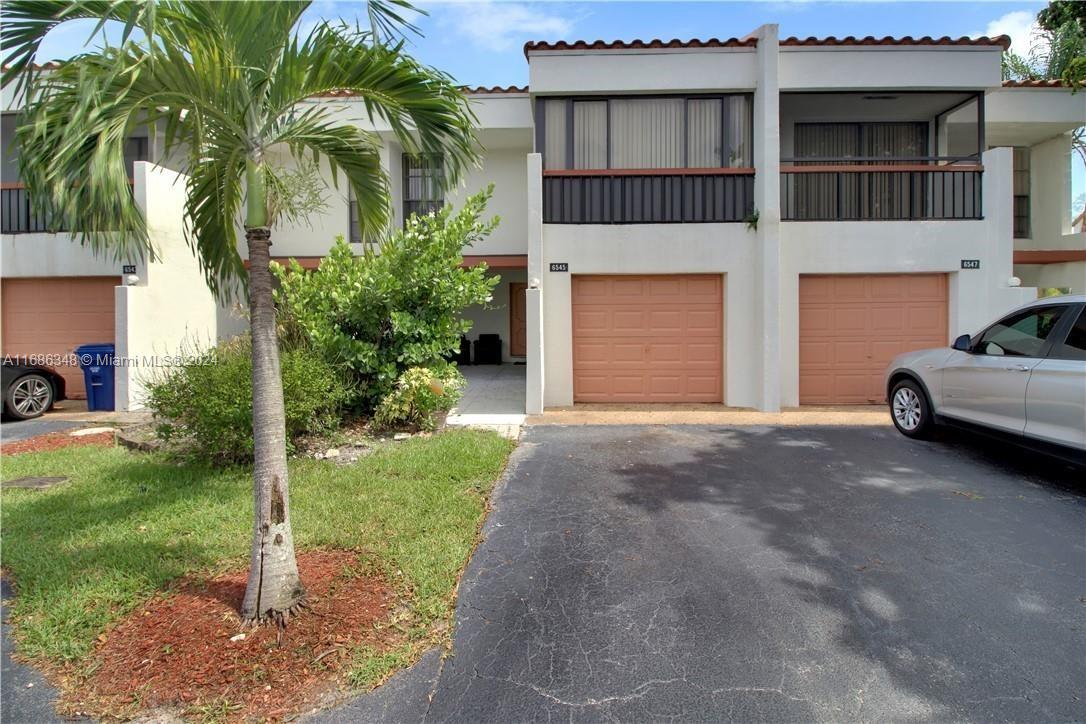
[1,431,114,456]
[67,550,400,722]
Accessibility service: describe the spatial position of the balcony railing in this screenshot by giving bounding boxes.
[780,161,983,221]
[543,168,755,224]
[1,183,65,234]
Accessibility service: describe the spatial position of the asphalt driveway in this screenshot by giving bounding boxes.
[317,425,1085,723]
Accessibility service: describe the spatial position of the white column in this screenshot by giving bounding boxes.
[980,147,1036,329]
[526,152,545,414]
[752,24,782,412]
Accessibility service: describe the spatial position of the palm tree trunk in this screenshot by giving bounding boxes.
[240,225,305,625]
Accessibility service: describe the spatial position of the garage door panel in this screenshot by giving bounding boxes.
[687,343,721,364]
[799,274,947,404]
[572,274,723,403]
[686,309,721,333]
[647,310,682,331]
[2,277,117,399]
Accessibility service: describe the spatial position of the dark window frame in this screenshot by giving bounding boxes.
[535,93,755,172]
[1013,147,1031,239]
[402,152,444,226]
[970,304,1070,358]
[1047,305,1086,361]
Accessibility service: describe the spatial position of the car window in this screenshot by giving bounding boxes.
[973,306,1066,357]
[1049,308,1086,361]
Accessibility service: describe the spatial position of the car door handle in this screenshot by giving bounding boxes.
[1005,364,1031,372]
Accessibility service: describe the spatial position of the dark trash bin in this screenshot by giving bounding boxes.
[473,334,502,365]
[75,343,116,412]
[457,335,472,366]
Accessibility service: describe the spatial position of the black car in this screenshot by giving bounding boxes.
[1,360,67,420]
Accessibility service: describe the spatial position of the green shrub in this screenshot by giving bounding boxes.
[273,187,499,409]
[145,337,348,464]
[373,363,464,432]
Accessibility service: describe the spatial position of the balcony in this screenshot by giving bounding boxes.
[1,183,65,234]
[537,94,754,225]
[779,91,985,222]
[543,168,755,224]
[780,160,983,221]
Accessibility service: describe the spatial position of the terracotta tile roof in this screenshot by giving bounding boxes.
[1001,79,1067,88]
[780,35,1011,50]
[524,37,758,57]
[316,85,527,98]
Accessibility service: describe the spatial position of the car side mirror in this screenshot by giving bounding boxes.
[952,334,972,352]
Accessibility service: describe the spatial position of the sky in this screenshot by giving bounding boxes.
[25,0,1084,213]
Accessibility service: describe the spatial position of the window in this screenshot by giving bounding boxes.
[538,94,752,171]
[1050,309,1086,361]
[348,188,361,243]
[973,306,1066,357]
[1013,147,1030,238]
[403,154,443,223]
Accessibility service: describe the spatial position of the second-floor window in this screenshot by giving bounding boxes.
[1013,147,1030,238]
[403,153,444,223]
[538,95,753,171]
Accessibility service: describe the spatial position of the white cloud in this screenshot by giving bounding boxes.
[977,10,1042,54]
[437,1,577,52]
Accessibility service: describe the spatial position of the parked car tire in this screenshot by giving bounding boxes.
[889,379,934,439]
[4,373,56,421]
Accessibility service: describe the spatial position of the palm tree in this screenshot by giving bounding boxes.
[1,0,477,627]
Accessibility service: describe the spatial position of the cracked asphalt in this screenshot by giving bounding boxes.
[313,425,1086,723]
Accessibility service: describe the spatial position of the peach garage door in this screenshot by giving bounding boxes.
[572,274,723,403]
[799,274,947,404]
[1,277,117,399]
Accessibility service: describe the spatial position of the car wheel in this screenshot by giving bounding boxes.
[5,373,55,420]
[890,379,934,439]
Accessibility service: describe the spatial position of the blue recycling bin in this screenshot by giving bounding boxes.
[75,343,116,411]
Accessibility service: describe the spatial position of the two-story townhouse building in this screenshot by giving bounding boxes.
[2,26,1083,414]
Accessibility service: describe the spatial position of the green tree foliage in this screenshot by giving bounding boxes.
[274,187,500,408]
[1001,1,1086,91]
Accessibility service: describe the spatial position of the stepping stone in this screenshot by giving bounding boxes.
[69,427,116,437]
[3,476,68,490]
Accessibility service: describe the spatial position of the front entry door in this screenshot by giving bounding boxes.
[509,282,527,357]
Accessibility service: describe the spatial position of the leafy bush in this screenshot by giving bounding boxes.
[145,337,347,464]
[273,187,499,409]
[373,363,465,431]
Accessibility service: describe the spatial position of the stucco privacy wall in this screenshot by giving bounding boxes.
[779,147,1035,406]
[115,162,218,411]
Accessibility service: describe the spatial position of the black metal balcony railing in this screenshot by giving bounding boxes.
[1,184,65,234]
[780,162,983,221]
[543,169,755,224]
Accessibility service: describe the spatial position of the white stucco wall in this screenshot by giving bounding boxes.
[115,162,219,410]
[447,149,530,255]
[1,232,139,277]
[1022,133,1073,248]
[528,48,758,95]
[779,47,1002,91]
[1014,263,1086,293]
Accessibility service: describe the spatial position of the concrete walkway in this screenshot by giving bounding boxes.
[446,365,526,438]
[529,404,891,426]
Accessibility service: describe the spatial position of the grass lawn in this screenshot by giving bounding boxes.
[1,428,514,686]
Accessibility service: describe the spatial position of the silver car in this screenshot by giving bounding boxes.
[885,295,1086,462]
